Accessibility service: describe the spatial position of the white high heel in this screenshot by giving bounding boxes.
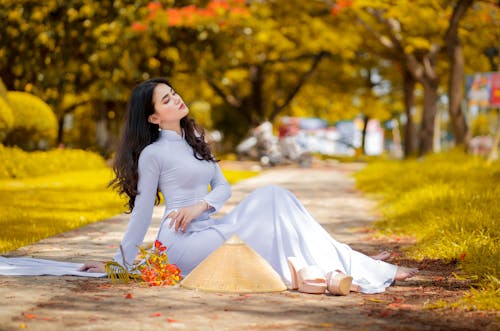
[287,257,327,294]
[326,270,353,296]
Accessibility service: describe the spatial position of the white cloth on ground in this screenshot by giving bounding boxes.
[0,256,105,277]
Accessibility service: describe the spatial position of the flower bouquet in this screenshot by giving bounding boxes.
[104,240,182,286]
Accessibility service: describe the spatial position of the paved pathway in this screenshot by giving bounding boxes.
[0,163,497,330]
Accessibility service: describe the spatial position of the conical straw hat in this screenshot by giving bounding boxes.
[180,235,287,293]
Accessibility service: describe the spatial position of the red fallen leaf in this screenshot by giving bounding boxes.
[124,293,133,299]
[167,318,178,323]
[378,310,393,318]
[232,294,250,301]
[388,303,413,309]
[391,297,404,303]
[150,312,162,317]
[39,316,55,321]
[24,313,37,319]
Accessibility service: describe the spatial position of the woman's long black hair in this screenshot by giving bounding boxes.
[110,77,216,212]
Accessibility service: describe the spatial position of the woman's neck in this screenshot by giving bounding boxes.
[159,124,182,136]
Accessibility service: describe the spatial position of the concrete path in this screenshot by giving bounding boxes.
[0,162,497,330]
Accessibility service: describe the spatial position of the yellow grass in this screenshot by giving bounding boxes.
[355,150,499,310]
[0,169,125,253]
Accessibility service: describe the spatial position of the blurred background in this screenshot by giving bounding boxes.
[1,0,499,161]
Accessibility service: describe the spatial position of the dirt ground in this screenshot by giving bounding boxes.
[0,161,498,330]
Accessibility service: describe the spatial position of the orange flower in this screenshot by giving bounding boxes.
[132,22,147,32]
[147,1,162,11]
[137,240,182,286]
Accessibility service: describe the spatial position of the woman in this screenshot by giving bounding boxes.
[80,78,417,294]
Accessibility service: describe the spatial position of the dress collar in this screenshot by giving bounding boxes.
[159,129,184,141]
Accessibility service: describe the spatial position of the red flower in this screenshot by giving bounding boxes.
[459,252,467,260]
[147,1,162,11]
[131,22,147,32]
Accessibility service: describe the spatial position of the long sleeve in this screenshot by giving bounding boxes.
[202,162,231,212]
[113,147,160,268]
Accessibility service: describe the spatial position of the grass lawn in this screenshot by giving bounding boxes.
[0,167,259,254]
[355,150,499,310]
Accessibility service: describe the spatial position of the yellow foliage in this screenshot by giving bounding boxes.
[471,113,494,136]
[0,97,14,142]
[5,91,58,150]
[0,145,107,179]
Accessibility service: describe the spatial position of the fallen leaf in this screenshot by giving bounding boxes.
[24,313,37,319]
[39,316,55,321]
[367,298,390,303]
[124,293,133,299]
[150,312,162,317]
[388,303,414,309]
[19,323,27,329]
[379,310,391,317]
[167,318,178,323]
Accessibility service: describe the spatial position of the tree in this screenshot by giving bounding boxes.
[337,0,500,156]
[139,0,364,144]
[0,0,179,152]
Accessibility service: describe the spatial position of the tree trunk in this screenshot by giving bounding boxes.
[445,0,473,147]
[419,80,440,156]
[94,101,110,155]
[250,65,265,120]
[57,115,65,146]
[402,69,418,157]
[361,115,369,155]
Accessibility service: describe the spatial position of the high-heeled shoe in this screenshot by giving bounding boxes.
[326,270,353,296]
[287,257,327,294]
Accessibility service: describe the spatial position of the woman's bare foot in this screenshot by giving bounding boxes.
[370,251,391,261]
[394,266,418,281]
[350,284,361,292]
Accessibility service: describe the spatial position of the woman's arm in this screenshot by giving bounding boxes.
[167,162,231,233]
[113,147,161,269]
[202,162,231,212]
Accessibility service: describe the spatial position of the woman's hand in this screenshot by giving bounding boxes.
[78,261,105,273]
[168,201,209,233]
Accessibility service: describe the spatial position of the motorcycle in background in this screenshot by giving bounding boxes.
[236,121,312,168]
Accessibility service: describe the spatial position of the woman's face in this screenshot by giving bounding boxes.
[149,83,189,129]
